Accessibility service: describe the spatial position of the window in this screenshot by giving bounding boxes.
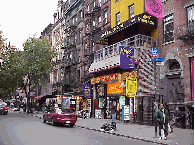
[116,12,120,25]
[116,0,119,2]
[129,4,134,19]
[104,11,107,24]
[187,5,194,30]
[98,0,101,7]
[87,5,90,12]
[92,42,95,52]
[86,24,89,32]
[81,11,83,18]
[98,16,101,27]
[163,14,174,43]
[94,1,96,7]
[104,0,108,3]
[93,20,95,26]
[85,44,88,54]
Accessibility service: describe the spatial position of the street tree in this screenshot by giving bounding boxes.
[18,37,56,112]
[0,30,18,100]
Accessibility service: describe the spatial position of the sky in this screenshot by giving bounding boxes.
[0,0,60,51]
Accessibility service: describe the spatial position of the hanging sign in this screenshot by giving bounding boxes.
[83,84,91,99]
[119,46,135,69]
[145,0,163,19]
[107,82,123,94]
[100,73,120,84]
[126,77,137,97]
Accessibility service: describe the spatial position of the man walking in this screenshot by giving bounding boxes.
[155,103,169,140]
[111,101,116,122]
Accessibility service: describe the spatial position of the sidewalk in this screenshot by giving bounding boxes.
[18,110,194,145]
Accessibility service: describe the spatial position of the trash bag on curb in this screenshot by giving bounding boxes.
[100,122,116,131]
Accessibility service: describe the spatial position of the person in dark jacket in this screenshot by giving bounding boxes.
[155,104,169,140]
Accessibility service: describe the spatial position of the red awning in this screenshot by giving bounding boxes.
[35,95,45,100]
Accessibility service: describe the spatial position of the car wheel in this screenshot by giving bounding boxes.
[70,123,75,127]
[43,117,46,123]
[51,118,55,126]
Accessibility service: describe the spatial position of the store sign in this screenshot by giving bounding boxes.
[97,84,104,96]
[91,77,100,84]
[121,71,137,81]
[100,73,120,83]
[191,58,194,101]
[101,23,124,38]
[119,46,135,69]
[126,77,137,97]
[122,105,130,120]
[107,82,123,94]
[83,84,91,99]
[145,0,163,19]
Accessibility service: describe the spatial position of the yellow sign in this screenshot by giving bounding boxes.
[138,14,154,25]
[91,77,100,84]
[126,77,137,97]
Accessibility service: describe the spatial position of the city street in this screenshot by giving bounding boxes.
[0,110,155,145]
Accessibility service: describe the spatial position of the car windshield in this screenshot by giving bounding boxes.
[56,108,73,114]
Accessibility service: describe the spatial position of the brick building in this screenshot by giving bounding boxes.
[158,0,194,128]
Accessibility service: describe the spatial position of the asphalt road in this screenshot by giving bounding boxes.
[0,111,157,145]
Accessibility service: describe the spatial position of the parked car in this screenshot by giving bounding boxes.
[43,107,77,127]
[0,102,8,115]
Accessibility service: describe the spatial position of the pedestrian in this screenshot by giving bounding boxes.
[111,101,116,122]
[42,103,46,113]
[154,103,169,140]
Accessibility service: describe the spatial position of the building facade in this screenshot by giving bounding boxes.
[89,0,159,123]
[158,0,194,128]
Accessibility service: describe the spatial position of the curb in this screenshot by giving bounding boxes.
[20,112,168,145]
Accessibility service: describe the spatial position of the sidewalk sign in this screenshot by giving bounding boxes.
[122,105,130,120]
[95,109,101,118]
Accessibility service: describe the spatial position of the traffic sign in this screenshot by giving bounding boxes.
[147,58,164,62]
[149,47,159,58]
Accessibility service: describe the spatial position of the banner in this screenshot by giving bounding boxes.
[145,0,163,19]
[83,84,91,99]
[119,46,135,69]
[191,58,194,101]
[126,77,137,97]
[107,82,123,95]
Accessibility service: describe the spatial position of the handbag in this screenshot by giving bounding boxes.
[168,123,173,133]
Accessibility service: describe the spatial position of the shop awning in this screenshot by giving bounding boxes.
[89,55,120,73]
[35,95,45,100]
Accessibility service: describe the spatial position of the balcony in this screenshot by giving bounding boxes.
[176,20,194,43]
[67,23,77,29]
[93,34,158,62]
[62,42,76,49]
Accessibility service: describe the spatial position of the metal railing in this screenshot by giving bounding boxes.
[94,34,158,62]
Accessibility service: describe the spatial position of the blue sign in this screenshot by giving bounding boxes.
[119,46,135,69]
[149,47,159,58]
[147,58,164,62]
[83,84,91,99]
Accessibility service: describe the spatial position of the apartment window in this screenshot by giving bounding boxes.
[104,11,107,25]
[116,12,120,25]
[85,44,88,54]
[98,16,101,27]
[98,0,101,7]
[93,20,95,26]
[87,5,90,12]
[92,42,95,52]
[116,0,119,2]
[129,4,134,19]
[94,1,96,7]
[163,14,174,43]
[81,11,83,18]
[187,5,194,23]
[72,18,75,25]
[104,0,108,3]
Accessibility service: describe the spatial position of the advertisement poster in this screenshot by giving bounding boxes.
[145,0,163,19]
[119,46,135,69]
[95,109,101,118]
[99,97,104,108]
[119,96,125,109]
[126,77,137,97]
[122,105,130,120]
[129,98,133,114]
[62,97,70,108]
